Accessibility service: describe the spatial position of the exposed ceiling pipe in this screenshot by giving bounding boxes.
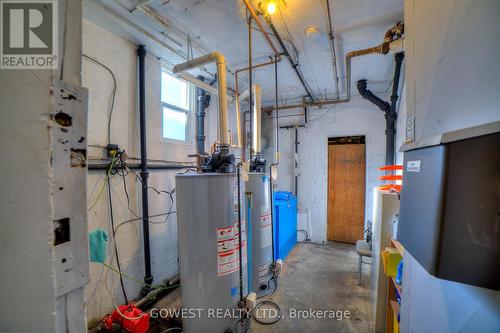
[175,71,235,103]
[247,1,314,100]
[242,0,281,57]
[173,52,230,145]
[263,16,315,101]
[177,72,218,95]
[325,0,340,99]
[261,22,405,113]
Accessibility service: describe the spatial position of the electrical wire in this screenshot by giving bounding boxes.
[108,149,178,225]
[253,300,282,325]
[87,148,181,308]
[103,262,180,292]
[59,0,69,81]
[88,156,116,211]
[159,328,183,332]
[82,54,117,145]
[107,175,129,304]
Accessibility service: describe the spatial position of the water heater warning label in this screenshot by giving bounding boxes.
[216,221,247,277]
[260,214,272,248]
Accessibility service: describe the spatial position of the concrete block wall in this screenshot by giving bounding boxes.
[261,96,388,243]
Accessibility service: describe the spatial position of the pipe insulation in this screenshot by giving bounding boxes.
[173,52,229,145]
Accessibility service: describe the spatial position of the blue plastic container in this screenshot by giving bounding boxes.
[273,191,297,261]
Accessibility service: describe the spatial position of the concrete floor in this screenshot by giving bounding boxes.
[251,242,373,333]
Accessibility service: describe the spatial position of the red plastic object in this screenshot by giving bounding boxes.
[378,175,403,181]
[378,184,402,192]
[378,165,403,171]
[103,304,150,333]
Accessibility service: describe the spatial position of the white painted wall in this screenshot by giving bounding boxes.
[396,0,500,332]
[82,18,236,321]
[262,97,387,243]
[404,0,500,142]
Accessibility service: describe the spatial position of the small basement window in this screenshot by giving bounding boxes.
[161,69,191,141]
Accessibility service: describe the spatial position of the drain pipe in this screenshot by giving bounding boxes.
[194,75,216,167]
[195,76,209,156]
[357,52,404,165]
[137,45,153,294]
[387,52,405,165]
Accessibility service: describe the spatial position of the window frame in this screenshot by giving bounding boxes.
[160,67,194,145]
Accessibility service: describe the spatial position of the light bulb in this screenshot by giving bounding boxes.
[267,0,277,15]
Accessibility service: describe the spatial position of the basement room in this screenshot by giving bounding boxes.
[1,0,499,332]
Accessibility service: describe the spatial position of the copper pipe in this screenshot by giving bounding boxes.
[261,43,389,113]
[236,59,277,74]
[242,0,281,56]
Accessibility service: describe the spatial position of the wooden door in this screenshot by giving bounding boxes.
[327,143,366,243]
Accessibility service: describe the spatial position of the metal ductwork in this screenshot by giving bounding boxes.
[173,52,229,146]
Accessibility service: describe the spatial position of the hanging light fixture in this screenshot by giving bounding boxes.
[267,0,277,15]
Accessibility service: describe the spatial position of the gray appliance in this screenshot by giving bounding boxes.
[176,173,249,333]
[398,122,500,290]
[246,172,274,297]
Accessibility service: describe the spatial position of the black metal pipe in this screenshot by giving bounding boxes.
[137,44,153,293]
[387,52,405,165]
[267,21,314,100]
[356,51,404,166]
[357,78,392,165]
[88,162,191,170]
[195,75,211,156]
[356,80,390,113]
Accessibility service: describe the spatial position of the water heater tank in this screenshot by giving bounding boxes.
[246,172,274,297]
[176,173,248,333]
